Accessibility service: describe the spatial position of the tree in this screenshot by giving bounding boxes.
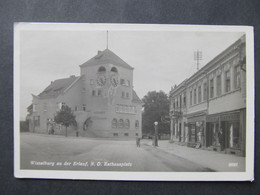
[54,105,77,137]
[142,91,170,136]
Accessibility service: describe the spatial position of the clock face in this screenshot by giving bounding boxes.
[97,74,106,86]
[110,74,119,87]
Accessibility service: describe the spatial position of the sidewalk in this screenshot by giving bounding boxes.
[143,139,245,172]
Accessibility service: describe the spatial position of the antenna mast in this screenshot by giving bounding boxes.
[194,50,202,71]
[106,31,108,49]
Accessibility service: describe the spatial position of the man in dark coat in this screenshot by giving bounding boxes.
[218,129,224,151]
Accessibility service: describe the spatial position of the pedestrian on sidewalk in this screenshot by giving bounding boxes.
[136,136,141,147]
[218,128,224,151]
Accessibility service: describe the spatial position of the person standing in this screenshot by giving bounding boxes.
[218,129,224,151]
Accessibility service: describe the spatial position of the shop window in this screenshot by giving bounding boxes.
[203,82,207,101]
[210,79,214,98]
[228,122,240,149]
[234,65,241,89]
[98,66,106,72]
[112,118,117,128]
[118,119,124,128]
[125,119,130,129]
[111,67,118,73]
[225,70,231,92]
[198,86,201,103]
[217,75,222,96]
[135,120,139,129]
[124,133,129,136]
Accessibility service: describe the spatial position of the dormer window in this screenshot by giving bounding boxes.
[111,67,118,73]
[98,66,106,72]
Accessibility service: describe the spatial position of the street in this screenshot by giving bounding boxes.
[20,133,213,172]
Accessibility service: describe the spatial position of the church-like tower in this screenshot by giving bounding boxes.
[78,49,142,137]
[27,48,142,138]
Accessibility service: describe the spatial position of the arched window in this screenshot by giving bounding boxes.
[98,66,106,72]
[135,120,139,129]
[111,67,118,73]
[118,119,124,128]
[125,119,130,129]
[112,118,117,128]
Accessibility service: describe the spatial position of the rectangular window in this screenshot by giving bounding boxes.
[190,91,192,106]
[122,91,125,98]
[225,70,231,92]
[82,104,86,111]
[120,79,125,85]
[210,79,214,98]
[33,104,37,112]
[198,86,201,103]
[217,75,222,96]
[179,95,182,108]
[34,116,40,126]
[183,93,186,106]
[113,133,118,137]
[126,92,129,98]
[234,65,241,89]
[194,88,196,104]
[98,89,101,96]
[203,82,207,101]
[124,133,129,136]
[43,103,47,112]
[92,90,96,96]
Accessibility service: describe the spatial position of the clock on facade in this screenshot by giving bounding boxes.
[97,74,106,86]
[110,74,119,87]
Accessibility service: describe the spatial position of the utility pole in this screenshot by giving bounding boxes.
[194,50,202,71]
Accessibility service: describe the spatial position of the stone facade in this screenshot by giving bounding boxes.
[27,49,143,138]
[169,35,246,156]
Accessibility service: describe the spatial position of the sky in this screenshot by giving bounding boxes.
[18,24,244,120]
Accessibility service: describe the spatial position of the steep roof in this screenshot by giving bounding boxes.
[38,76,80,99]
[80,49,134,70]
[132,90,143,104]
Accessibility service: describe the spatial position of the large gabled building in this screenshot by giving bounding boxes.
[27,49,143,138]
[169,35,246,156]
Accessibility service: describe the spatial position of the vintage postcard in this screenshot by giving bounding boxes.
[14,23,254,181]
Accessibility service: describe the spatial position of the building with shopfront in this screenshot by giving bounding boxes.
[26,49,143,138]
[169,35,246,156]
